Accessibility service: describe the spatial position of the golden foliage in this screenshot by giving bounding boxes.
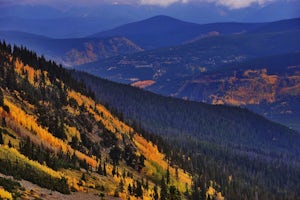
[0,146,86,192]
[206,182,224,200]
[0,146,61,178]
[212,68,280,106]
[206,186,216,199]
[0,188,13,200]
[133,134,191,192]
[65,125,81,142]
[5,99,68,152]
[68,90,133,138]
[3,99,97,168]
[0,52,195,200]
[14,59,42,86]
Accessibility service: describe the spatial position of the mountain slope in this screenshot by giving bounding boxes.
[250,17,300,33]
[77,19,300,133]
[0,42,192,199]
[170,52,300,131]
[73,69,300,199]
[0,31,143,67]
[77,29,300,85]
[90,15,264,49]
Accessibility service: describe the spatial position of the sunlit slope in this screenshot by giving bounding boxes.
[0,42,196,199]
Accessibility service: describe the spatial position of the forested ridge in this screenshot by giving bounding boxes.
[1,40,300,199]
[73,70,300,199]
[0,41,193,200]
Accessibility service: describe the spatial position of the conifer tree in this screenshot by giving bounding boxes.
[103,162,107,176]
[81,173,86,182]
[119,179,124,192]
[0,89,4,106]
[112,164,116,177]
[128,183,132,195]
[166,166,170,184]
[160,176,168,200]
[97,163,103,175]
[153,185,159,200]
[8,140,12,148]
[0,130,3,145]
[135,180,143,198]
[2,117,6,127]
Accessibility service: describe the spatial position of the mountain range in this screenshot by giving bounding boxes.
[1,11,300,199]
[75,16,300,132]
[90,15,265,49]
[1,2,299,38]
[1,15,299,132]
[0,31,143,67]
[1,41,300,200]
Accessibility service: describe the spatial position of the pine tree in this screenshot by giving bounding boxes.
[112,164,116,176]
[128,183,132,195]
[2,117,6,127]
[135,180,143,198]
[166,166,170,184]
[153,185,159,200]
[0,89,4,106]
[119,179,124,192]
[8,140,12,148]
[175,167,179,180]
[97,163,103,175]
[160,176,168,200]
[169,186,181,200]
[81,173,86,182]
[103,162,107,176]
[0,130,3,145]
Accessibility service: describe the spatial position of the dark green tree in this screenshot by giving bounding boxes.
[153,185,159,200]
[135,180,143,198]
[128,183,132,195]
[103,162,107,176]
[81,173,87,182]
[0,89,4,106]
[8,140,12,148]
[97,163,103,175]
[169,186,181,200]
[119,179,124,192]
[0,130,3,144]
[109,145,122,165]
[160,176,168,200]
[166,166,170,184]
[2,117,6,127]
[112,164,116,177]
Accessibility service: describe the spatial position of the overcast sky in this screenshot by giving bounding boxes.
[0,0,294,9]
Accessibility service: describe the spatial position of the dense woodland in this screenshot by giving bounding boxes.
[1,41,300,199]
[0,41,194,199]
[73,70,300,199]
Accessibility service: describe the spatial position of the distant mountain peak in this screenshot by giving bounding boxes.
[142,15,186,22]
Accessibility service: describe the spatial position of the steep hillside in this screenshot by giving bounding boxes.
[73,69,300,199]
[0,31,143,67]
[171,53,300,131]
[77,20,300,132]
[0,42,192,199]
[78,28,300,86]
[90,15,264,49]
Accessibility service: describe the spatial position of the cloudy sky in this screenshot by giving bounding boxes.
[0,0,295,9]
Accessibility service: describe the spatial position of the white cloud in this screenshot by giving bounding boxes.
[139,0,188,7]
[139,0,280,9]
[0,0,284,9]
[207,0,276,9]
